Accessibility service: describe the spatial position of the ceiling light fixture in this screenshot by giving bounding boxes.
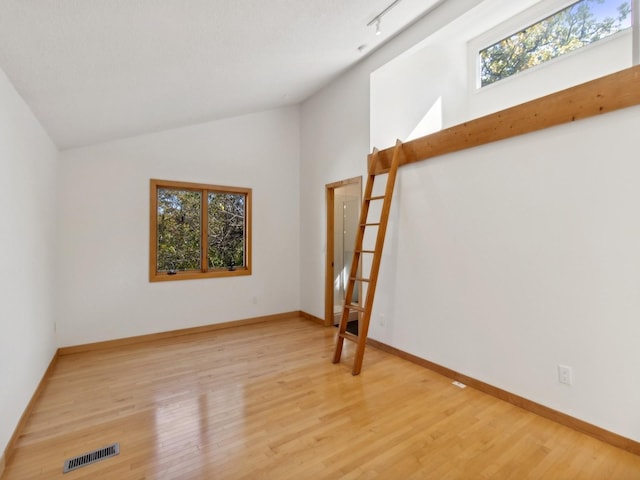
[367,0,404,36]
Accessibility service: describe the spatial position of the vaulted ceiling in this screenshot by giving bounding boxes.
[0,0,443,149]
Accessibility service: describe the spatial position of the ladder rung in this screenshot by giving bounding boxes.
[366,195,385,201]
[361,223,380,227]
[350,277,370,283]
[344,304,364,312]
[356,249,375,254]
[339,331,359,343]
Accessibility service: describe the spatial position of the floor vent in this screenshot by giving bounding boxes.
[63,443,120,473]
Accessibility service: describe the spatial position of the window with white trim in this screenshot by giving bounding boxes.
[479,0,631,87]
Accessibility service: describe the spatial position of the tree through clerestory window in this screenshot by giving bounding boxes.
[480,0,631,87]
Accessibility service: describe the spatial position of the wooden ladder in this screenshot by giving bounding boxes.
[332,140,404,375]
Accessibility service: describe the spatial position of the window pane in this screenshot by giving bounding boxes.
[156,188,202,272]
[207,192,245,269]
[480,0,631,87]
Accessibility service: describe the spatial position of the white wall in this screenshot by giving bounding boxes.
[300,0,484,320]
[300,70,371,319]
[0,67,58,457]
[56,107,301,347]
[377,107,640,442]
[300,0,640,442]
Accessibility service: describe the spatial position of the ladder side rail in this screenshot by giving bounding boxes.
[351,140,404,374]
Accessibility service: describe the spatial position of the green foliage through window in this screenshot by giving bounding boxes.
[480,0,631,87]
[207,192,245,269]
[151,179,251,280]
[157,189,202,272]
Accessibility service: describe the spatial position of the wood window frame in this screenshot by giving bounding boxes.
[149,179,252,282]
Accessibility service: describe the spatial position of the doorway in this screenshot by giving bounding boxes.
[325,177,362,327]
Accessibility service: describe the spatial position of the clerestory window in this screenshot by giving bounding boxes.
[480,0,632,87]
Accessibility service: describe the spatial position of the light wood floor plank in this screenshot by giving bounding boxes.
[2,317,640,479]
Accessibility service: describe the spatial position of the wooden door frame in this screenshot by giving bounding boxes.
[325,176,362,327]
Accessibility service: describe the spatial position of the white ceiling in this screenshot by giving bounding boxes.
[0,0,443,149]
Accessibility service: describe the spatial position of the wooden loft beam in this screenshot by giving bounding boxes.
[371,64,640,174]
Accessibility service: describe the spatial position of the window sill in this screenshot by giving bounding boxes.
[150,267,251,282]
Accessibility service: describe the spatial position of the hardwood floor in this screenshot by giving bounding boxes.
[3,317,640,479]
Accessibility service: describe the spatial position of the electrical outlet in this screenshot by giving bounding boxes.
[558,365,573,385]
[378,313,385,326]
[252,296,258,305]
